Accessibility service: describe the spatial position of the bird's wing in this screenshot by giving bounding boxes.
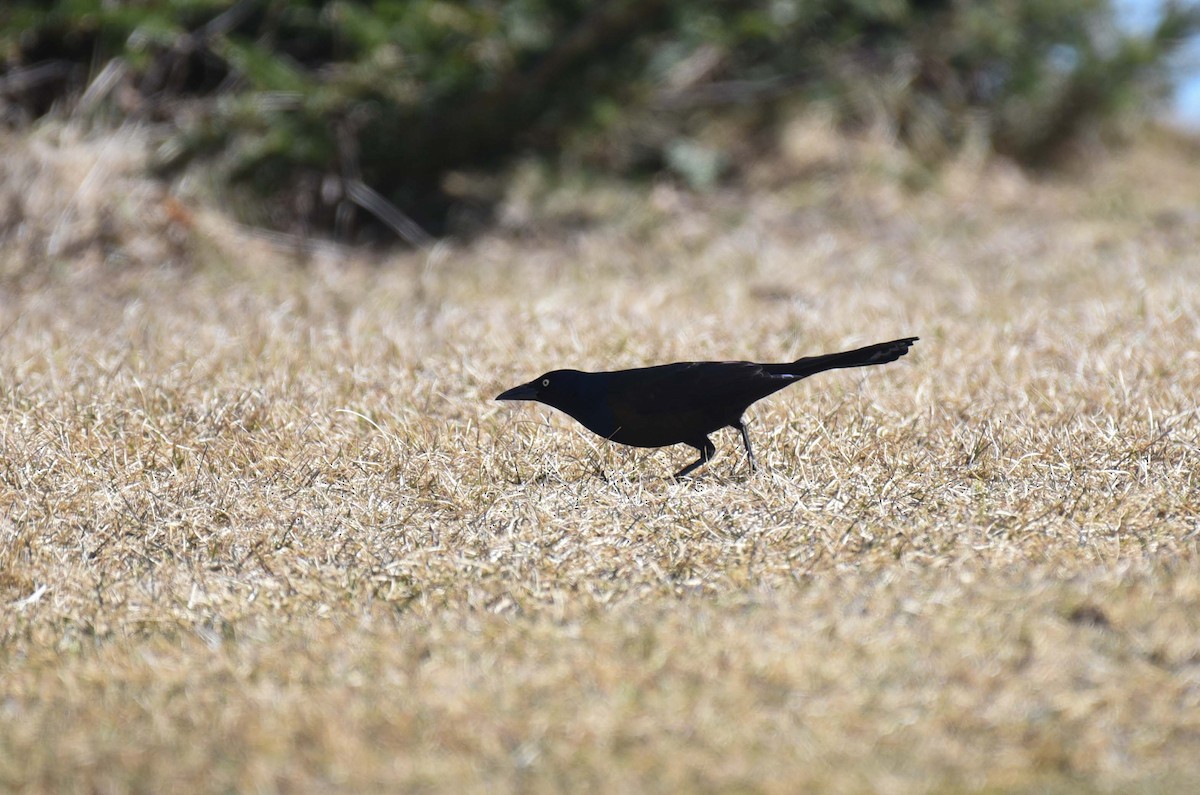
[609,361,787,419]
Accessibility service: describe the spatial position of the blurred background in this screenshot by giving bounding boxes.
[2,0,1199,246]
[1119,0,1200,125]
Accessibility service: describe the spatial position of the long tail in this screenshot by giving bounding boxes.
[769,337,918,379]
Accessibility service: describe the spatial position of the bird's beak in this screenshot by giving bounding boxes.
[496,382,539,401]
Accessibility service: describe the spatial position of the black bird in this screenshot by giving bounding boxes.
[496,336,917,478]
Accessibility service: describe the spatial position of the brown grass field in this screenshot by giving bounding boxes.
[2,121,1199,793]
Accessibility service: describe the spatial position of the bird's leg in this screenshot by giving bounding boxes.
[673,438,716,479]
[731,419,757,473]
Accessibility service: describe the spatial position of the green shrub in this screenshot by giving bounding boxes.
[2,0,1196,240]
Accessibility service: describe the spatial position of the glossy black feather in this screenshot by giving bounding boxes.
[497,337,917,478]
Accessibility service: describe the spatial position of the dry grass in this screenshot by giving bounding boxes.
[2,121,1200,794]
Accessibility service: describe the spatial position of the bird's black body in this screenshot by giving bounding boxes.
[497,337,917,478]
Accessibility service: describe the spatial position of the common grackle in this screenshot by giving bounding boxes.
[496,336,917,478]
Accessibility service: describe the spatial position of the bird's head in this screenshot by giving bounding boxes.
[495,369,590,412]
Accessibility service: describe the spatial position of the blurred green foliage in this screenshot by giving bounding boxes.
[2,0,1197,240]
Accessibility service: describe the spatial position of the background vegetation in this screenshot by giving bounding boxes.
[2,0,1198,239]
[3,4,1200,792]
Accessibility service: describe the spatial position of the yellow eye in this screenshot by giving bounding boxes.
[541,378,550,387]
